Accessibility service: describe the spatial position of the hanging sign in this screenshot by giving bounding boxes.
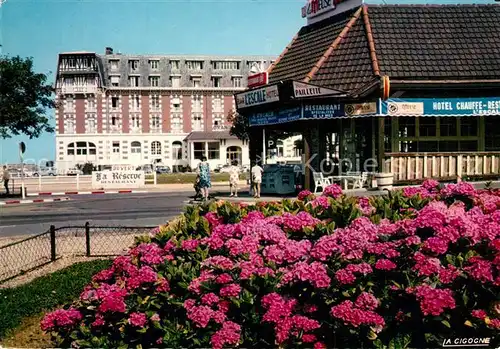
[301,0,363,25]
[382,98,500,116]
[248,72,268,89]
[235,84,279,109]
[345,102,377,116]
[292,81,345,98]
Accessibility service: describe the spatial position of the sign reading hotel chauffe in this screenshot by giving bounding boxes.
[383,97,500,116]
[235,84,279,109]
[301,0,363,25]
[345,102,377,116]
[292,81,344,98]
[92,171,145,189]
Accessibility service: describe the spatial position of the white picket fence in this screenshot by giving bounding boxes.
[9,173,158,192]
[385,152,500,182]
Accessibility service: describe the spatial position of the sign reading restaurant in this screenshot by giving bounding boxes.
[92,170,145,189]
[235,84,280,109]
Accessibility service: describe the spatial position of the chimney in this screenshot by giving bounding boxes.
[105,47,114,55]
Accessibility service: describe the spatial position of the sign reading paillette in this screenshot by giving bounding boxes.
[92,171,145,189]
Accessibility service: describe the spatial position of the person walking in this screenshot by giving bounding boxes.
[228,160,240,197]
[196,156,211,201]
[251,161,264,199]
[2,165,11,195]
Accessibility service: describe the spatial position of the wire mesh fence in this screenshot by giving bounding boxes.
[0,224,156,284]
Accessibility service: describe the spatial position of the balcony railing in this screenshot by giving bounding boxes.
[61,85,98,94]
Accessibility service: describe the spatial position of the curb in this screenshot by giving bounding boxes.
[0,197,71,206]
[27,190,149,197]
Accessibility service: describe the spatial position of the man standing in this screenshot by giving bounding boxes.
[251,161,264,199]
[2,165,11,195]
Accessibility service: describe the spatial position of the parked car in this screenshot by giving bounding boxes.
[213,164,224,173]
[156,166,171,174]
[33,167,57,176]
[219,164,232,173]
[67,168,83,176]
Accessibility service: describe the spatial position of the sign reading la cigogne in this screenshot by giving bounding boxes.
[235,84,279,109]
[301,0,363,22]
[92,171,145,189]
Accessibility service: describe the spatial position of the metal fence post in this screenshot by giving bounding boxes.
[154,171,157,185]
[50,225,56,261]
[85,222,91,257]
[76,174,80,191]
[38,174,42,192]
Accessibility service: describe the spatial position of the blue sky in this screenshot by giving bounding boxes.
[0,0,495,164]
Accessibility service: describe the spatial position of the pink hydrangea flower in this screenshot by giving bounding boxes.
[298,190,314,201]
[375,259,397,271]
[220,284,241,298]
[330,300,385,328]
[464,257,494,283]
[211,321,241,349]
[128,312,147,327]
[355,292,380,311]
[41,308,82,332]
[181,239,200,252]
[409,285,456,316]
[322,184,343,198]
[472,309,487,319]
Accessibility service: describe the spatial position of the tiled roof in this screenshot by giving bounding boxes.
[268,8,356,84]
[309,7,376,93]
[268,4,500,92]
[368,4,500,80]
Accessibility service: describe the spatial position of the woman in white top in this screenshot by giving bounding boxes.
[228,160,240,197]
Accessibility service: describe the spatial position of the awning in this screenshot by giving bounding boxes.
[381,97,500,117]
[184,131,238,141]
[248,101,379,126]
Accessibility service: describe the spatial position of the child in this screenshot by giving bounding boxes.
[228,160,240,197]
[251,161,264,198]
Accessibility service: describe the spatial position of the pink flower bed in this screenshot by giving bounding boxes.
[41,182,500,348]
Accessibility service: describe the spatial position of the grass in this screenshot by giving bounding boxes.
[147,173,248,184]
[0,259,112,343]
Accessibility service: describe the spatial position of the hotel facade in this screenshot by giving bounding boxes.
[54,48,287,172]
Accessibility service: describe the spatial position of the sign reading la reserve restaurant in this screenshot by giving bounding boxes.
[92,171,145,189]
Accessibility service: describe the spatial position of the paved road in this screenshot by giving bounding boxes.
[0,192,193,237]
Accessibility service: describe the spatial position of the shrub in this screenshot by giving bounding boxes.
[0,260,112,338]
[41,183,500,348]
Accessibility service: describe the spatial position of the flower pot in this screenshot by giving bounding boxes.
[375,172,394,190]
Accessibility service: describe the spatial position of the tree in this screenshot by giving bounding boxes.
[0,56,56,139]
[227,109,249,141]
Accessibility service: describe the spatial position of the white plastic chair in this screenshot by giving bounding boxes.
[313,172,331,194]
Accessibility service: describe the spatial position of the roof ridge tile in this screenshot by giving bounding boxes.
[303,6,363,83]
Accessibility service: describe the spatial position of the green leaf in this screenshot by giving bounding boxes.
[441,320,451,328]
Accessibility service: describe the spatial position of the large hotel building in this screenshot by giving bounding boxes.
[54,48,300,172]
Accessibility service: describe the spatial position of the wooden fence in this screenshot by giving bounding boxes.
[384,152,500,183]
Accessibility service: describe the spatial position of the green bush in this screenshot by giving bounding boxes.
[0,259,112,338]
